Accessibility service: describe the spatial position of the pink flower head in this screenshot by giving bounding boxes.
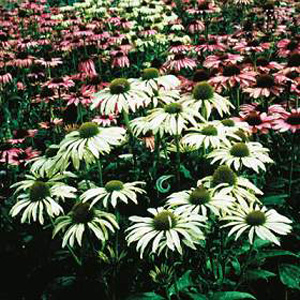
[272,109,300,133]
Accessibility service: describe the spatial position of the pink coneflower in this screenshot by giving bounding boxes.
[73,24,93,37]
[179,69,211,92]
[168,41,191,54]
[272,109,300,133]
[187,1,219,15]
[240,103,286,117]
[139,26,157,37]
[78,58,97,76]
[11,51,34,68]
[35,53,63,68]
[119,39,133,53]
[0,32,10,48]
[92,28,110,41]
[17,38,38,50]
[120,18,134,30]
[112,51,130,68]
[162,53,197,72]
[195,38,226,54]
[208,64,256,91]
[203,53,244,69]
[243,74,282,98]
[187,20,205,34]
[0,70,12,84]
[140,131,155,152]
[11,147,40,166]
[39,118,63,129]
[32,87,57,104]
[82,75,108,94]
[92,114,118,127]
[63,91,92,107]
[109,33,125,44]
[277,38,300,57]
[280,53,300,74]
[234,111,274,134]
[233,39,270,54]
[254,56,283,73]
[0,145,21,165]
[43,76,75,89]
[7,128,37,144]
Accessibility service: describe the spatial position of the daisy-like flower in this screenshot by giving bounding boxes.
[272,108,300,133]
[207,142,274,173]
[10,179,77,225]
[43,76,75,90]
[91,78,149,114]
[52,202,119,248]
[234,111,274,134]
[183,81,234,119]
[162,53,197,73]
[198,165,263,206]
[203,53,244,69]
[0,70,12,85]
[182,122,239,150]
[126,207,207,258]
[57,122,126,170]
[243,74,282,98]
[80,180,146,208]
[166,185,235,216]
[221,202,292,245]
[130,67,181,92]
[208,64,256,91]
[28,145,61,177]
[277,38,300,58]
[111,51,130,68]
[145,100,203,136]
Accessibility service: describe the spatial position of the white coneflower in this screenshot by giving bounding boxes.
[146,100,204,136]
[198,165,263,206]
[10,180,77,224]
[166,185,235,216]
[57,122,126,170]
[52,202,119,248]
[182,81,234,119]
[126,207,207,258]
[182,122,240,150]
[221,202,292,245]
[80,180,146,208]
[207,142,273,173]
[91,78,150,114]
[130,67,181,92]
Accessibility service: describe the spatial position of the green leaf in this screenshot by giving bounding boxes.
[244,269,276,282]
[230,257,241,275]
[185,292,207,300]
[210,291,256,300]
[169,270,193,296]
[155,175,174,193]
[261,194,288,206]
[257,250,298,260]
[279,264,300,290]
[126,292,165,300]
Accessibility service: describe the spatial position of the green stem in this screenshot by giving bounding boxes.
[174,133,181,186]
[97,156,103,187]
[288,135,295,197]
[49,217,82,267]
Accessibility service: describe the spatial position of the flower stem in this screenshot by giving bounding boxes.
[49,217,82,267]
[97,156,103,187]
[174,134,181,186]
[288,134,295,197]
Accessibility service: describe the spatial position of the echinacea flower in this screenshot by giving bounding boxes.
[199,165,263,206]
[272,108,300,133]
[243,74,282,98]
[145,100,203,136]
[182,122,239,150]
[80,180,146,208]
[183,81,234,119]
[130,67,181,92]
[166,185,235,216]
[10,180,77,225]
[162,53,197,72]
[207,141,274,173]
[221,202,292,245]
[57,122,125,170]
[91,78,149,114]
[52,202,119,248]
[126,207,207,258]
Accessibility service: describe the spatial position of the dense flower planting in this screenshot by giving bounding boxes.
[1,0,300,299]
